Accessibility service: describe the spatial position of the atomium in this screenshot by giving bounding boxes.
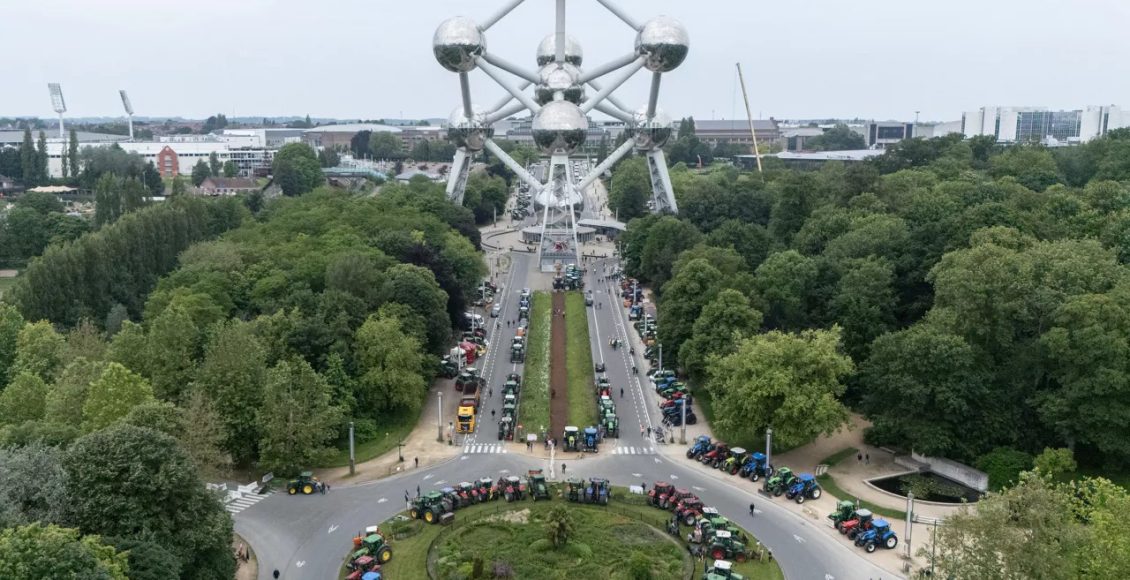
[532,100,589,155]
[535,63,585,105]
[536,34,583,67]
[433,16,486,73]
[635,16,690,73]
[630,108,673,151]
[447,106,494,152]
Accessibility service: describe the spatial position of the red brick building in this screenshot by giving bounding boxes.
[156,146,180,177]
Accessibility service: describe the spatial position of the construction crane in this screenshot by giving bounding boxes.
[735,63,762,172]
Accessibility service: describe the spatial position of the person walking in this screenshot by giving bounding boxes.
[414,456,419,468]
[865,453,870,465]
[561,463,566,475]
[749,502,756,516]
[620,387,624,398]
[273,570,280,579]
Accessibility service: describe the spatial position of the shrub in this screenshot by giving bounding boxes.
[976,447,1033,491]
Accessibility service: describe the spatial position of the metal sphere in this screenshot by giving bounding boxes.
[630,108,674,151]
[433,17,486,73]
[635,16,690,73]
[534,63,585,106]
[447,106,494,152]
[531,101,589,155]
[536,34,583,66]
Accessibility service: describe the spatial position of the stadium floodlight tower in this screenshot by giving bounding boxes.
[433,0,688,272]
[48,83,67,139]
[119,90,135,141]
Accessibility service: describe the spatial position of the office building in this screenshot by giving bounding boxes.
[962,105,1127,144]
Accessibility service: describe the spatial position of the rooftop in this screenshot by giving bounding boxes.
[201,177,259,189]
[695,119,779,132]
[303,123,402,134]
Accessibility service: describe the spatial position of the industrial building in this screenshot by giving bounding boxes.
[962,105,1127,144]
[692,119,781,148]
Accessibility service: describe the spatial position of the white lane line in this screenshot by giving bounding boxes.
[377,498,388,503]
[328,525,339,534]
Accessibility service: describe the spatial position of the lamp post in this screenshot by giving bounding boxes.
[348,421,356,476]
[398,439,406,463]
[765,426,773,472]
[437,391,444,442]
[905,491,915,560]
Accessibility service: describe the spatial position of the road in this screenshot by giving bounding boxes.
[235,252,899,580]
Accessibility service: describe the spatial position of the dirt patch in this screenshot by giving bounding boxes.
[549,292,569,437]
[232,533,257,580]
[483,508,531,525]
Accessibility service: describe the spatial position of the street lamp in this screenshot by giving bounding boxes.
[398,439,406,463]
[765,426,773,472]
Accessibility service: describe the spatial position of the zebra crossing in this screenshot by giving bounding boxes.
[609,445,656,455]
[225,491,272,514]
[462,443,510,454]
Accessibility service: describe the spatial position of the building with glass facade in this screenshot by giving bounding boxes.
[962,105,1125,144]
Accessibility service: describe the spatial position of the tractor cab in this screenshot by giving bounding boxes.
[438,355,459,378]
[723,447,748,474]
[649,481,676,507]
[287,471,319,495]
[585,478,610,505]
[528,469,550,501]
[563,426,580,451]
[667,489,697,511]
[828,500,857,528]
[741,451,773,481]
[507,372,522,386]
[703,559,745,580]
[598,395,615,414]
[503,393,517,408]
[458,481,479,505]
[439,487,461,510]
[602,412,619,438]
[497,416,514,441]
[675,497,705,525]
[477,477,496,501]
[700,442,729,465]
[503,475,526,501]
[582,426,600,452]
[565,477,585,502]
[686,435,712,459]
[503,380,520,396]
[707,444,733,469]
[786,473,822,504]
[765,466,797,496]
[502,402,517,419]
[595,377,612,397]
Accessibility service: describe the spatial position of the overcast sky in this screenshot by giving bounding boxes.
[4,0,1129,123]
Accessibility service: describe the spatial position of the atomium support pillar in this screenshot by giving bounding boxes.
[445,148,473,205]
[645,149,678,214]
[537,153,581,272]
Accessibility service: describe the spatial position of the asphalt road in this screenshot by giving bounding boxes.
[235,251,898,580]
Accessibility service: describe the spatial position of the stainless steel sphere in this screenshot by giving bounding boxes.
[531,101,589,155]
[536,34,583,66]
[630,108,674,151]
[635,16,690,73]
[447,106,494,152]
[534,63,585,105]
[433,17,485,73]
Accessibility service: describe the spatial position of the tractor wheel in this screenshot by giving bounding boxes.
[736,552,748,563]
[505,492,513,502]
[795,494,806,504]
[730,467,739,476]
[750,472,760,482]
[885,536,899,550]
[810,488,822,500]
[785,491,796,500]
[684,514,696,526]
[711,548,725,560]
[424,511,435,524]
[836,522,845,534]
[288,487,297,495]
[865,542,877,554]
[377,546,392,563]
[773,487,783,497]
[303,484,314,495]
[685,450,695,459]
[847,529,858,541]
[410,508,420,520]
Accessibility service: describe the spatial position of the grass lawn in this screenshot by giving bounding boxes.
[564,292,597,428]
[0,276,17,298]
[519,291,552,435]
[815,447,906,521]
[321,408,421,468]
[349,487,782,580]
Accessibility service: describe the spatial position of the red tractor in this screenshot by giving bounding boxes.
[665,488,697,511]
[649,482,676,508]
[674,497,706,526]
[840,508,875,541]
[501,476,526,502]
[457,482,481,505]
[699,442,729,466]
[476,478,497,502]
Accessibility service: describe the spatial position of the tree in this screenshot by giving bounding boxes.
[143,161,163,194]
[81,362,155,433]
[0,372,48,426]
[410,139,431,162]
[194,320,267,465]
[369,131,404,160]
[45,358,107,422]
[35,131,48,183]
[258,357,343,474]
[706,328,852,449]
[990,146,1062,192]
[207,152,220,177]
[93,173,122,227]
[0,444,68,527]
[19,129,36,186]
[829,257,897,361]
[706,219,774,272]
[638,216,701,289]
[0,304,24,386]
[350,130,372,159]
[378,263,452,354]
[121,401,183,437]
[1032,447,1076,478]
[0,147,22,180]
[170,175,187,196]
[191,159,210,187]
[608,156,650,221]
[145,306,198,403]
[105,536,181,580]
[201,114,227,134]
[678,289,763,382]
[656,258,725,366]
[543,504,576,548]
[272,143,324,196]
[12,321,65,382]
[752,250,819,329]
[317,148,340,168]
[68,128,79,180]
[0,523,129,580]
[804,124,865,151]
[354,313,427,414]
[178,390,231,475]
[975,447,1033,491]
[222,160,238,178]
[63,424,236,579]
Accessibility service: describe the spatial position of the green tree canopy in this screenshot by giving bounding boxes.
[608,156,650,221]
[272,143,324,196]
[258,357,343,474]
[354,313,427,413]
[804,124,866,151]
[12,321,65,383]
[0,372,48,427]
[81,363,155,433]
[678,289,763,383]
[0,523,128,580]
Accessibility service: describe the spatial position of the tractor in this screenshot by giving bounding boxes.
[700,442,729,466]
[582,426,600,452]
[510,343,525,363]
[528,469,550,501]
[841,508,875,541]
[702,560,745,580]
[786,473,822,504]
[565,478,585,502]
[674,497,706,525]
[347,532,392,567]
[598,395,615,415]
[440,487,462,510]
[686,435,713,459]
[663,406,697,426]
[455,368,480,392]
[649,481,676,508]
[438,356,459,379]
[507,372,522,388]
[698,511,747,544]
[601,412,619,438]
[457,482,480,505]
[764,467,798,496]
[738,452,773,481]
[666,488,697,512]
[595,377,612,397]
[409,492,450,524]
[585,478,610,505]
[722,447,749,475]
[856,518,899,553]
[708,445,733,469]
[827,500,858,530]
[344,559,382,580]
[707,530,752,562]
[287,471,319,495]
[477,478,497,502]
[498,416,514,441]
[503,379,521,396]
[563,426,580,451]
[502,402,517,420]
[502,476,526,501]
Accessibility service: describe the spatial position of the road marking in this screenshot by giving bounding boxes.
[296,561,305,568]
[825,575,835,580]
[460,455,468,461]
[500,469,509,474]
[754,508,763,514]
[793,534,806,544]
[328,525,339,534]
[632,473,642,477]
[434,480,447,486]
[670,475,679,480]
[377,498,387,504]
[692,486,705,492]
[653,457,661,464]
[423,474,433,480]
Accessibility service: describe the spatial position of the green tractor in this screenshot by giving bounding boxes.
[563,426,580,451]
[565,478,585,502]
[510,342,525,363]
[503,379,521,396]
[437,355,459,379]
[502,402,517,420]
[702,560,745,580]
[498,416,514,441]
[598,395,615,415]
[287,471,319,495]
[601,411,619,438]
[828,499,859,530]
[707,530,752,563]
[764,466,797,497]
[409,491,451,524]
[528,469,550,501]
[348,532,392,568]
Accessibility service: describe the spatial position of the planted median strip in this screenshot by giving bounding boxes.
[519,291,552,436]
[565,291,597,428]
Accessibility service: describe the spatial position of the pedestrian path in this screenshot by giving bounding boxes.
[225,491,272,514]
[609,444,657,455]
[462,443,510,454]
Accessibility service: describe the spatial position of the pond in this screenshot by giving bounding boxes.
[869,471,983,503]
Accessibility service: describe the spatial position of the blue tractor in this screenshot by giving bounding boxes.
[686,435,712,459]
[855,518,898,553]
[738,452,774,481]
[785,473,822,504]
[583,426,600,452]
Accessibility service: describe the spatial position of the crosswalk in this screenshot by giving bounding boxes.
[462,443,510,454]
[609,445,657,455]
[225,491,272,514]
